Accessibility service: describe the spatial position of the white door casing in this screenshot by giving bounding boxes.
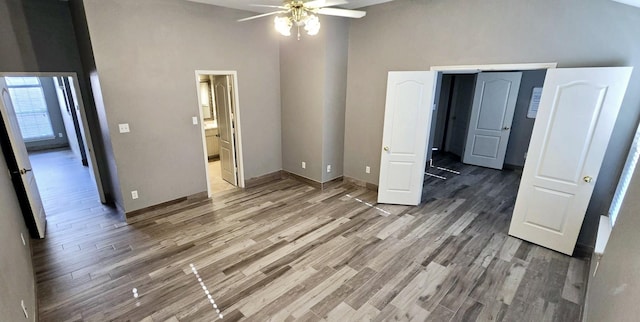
[0,78,47,238]
[214,75,238,186]
[463,72,522,169]
[509,67,632,255]
[378,71,437,206]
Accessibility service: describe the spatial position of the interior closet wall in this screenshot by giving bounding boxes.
[444,74,475,158]
[432,70,546,167]
[504,70,547,167]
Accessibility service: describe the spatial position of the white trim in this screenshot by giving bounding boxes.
[430,62,557,73]
[595,215,612,255]
[0,71,106,203]
[194,70,245,198]
[611,0,640,9]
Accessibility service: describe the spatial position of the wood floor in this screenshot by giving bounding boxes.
[30,150,588,321]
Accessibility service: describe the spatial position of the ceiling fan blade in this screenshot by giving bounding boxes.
[305,0,348,8]
[249,4,287,9]
[316,7,366,18]
[238,11,285,22]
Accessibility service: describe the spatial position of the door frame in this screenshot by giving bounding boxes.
[0,72,106,203]
[428,63,557,161]
[194,70,245,197]
[431,62,558,73]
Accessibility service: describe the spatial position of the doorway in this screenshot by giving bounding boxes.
[0,72,107,238]
[429,70,545,172]
[377,64,632,255]
[194,70,245,196]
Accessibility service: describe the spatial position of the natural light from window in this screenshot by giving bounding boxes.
[5,76,55,142]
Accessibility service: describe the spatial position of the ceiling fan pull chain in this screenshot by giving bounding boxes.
[297,25,301,40]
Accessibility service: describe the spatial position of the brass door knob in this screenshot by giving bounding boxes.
[583,176,593,183]
[383,146,390,152]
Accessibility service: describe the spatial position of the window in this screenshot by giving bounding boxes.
[5,77,55,141]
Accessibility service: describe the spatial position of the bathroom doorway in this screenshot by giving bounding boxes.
[195,71,244,196]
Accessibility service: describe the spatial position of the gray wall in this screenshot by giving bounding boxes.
[81,0,282,212]
[281,16,348,183]
[322,17,349,183]
[0,0,37,70]
[0,147,36,322]
[343,0,640,249]
[586,161,640,321]
[23,77,69,151]
[280,25,325,182]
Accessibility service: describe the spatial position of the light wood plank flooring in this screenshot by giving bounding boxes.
[31,150,588,321]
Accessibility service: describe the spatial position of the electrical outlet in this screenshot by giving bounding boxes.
[365,166,371,174]
[58,132,64,138]
[131,190,139,200]
[327,165,331,173]
[20,233,25,246]
[118,123,130,133]
[192,116,198,125]
[301,162,306,169]
[21,300,28,318]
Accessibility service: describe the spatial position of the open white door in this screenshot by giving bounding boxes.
[378,71,437,205]
[509,67,632,255]
[463,72,522,169]
[214,75,238,186]
[0,78,47,238]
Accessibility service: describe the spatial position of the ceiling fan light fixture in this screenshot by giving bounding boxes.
[274,16,293,36]
[304,15,321,35]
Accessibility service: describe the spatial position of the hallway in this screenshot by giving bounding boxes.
[29,149,116,219]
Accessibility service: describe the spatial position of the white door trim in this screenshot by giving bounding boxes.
[194,70,246,198]
[430,62,557,74]
[0,72,106,203]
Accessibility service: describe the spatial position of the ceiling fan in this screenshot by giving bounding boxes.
[238,0,366,39]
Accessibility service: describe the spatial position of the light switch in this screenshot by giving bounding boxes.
[118,123,130,133]
[192,117,198,125]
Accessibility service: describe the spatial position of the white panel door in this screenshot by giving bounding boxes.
[378,71,437,205]
[214,76,237,186]
[463,72,522,169]
[509,67,632,255]
[0,78,47,238]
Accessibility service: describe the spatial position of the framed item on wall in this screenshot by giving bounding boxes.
[527,87,543,119]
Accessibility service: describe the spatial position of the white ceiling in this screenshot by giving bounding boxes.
[185,0,394,13]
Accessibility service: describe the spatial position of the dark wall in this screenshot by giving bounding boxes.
[504,70,547,167]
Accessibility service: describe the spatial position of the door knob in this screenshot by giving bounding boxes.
[503,126,511,130]
[383,146,390,152]
[583,176,593,183]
